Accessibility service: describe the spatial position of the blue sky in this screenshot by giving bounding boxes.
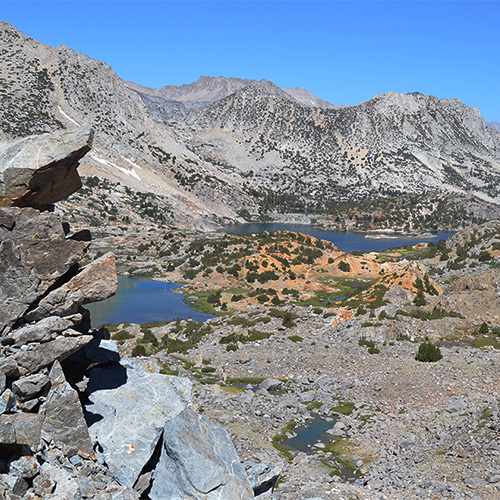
[1,1,499,121]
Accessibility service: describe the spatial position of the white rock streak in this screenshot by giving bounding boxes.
[57,106,81,127]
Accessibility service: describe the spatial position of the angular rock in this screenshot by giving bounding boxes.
[12,373,50,401]
[149,407,253,500]
[0,127,93,210]
[0,389,16,414]
[0,371,5,393]
[14,335,92,375]
[39,462,82,500]
[41,361,92,456]
[25,252,117,321]
[245,461,282,498]
[259,378,283,393]
[1,474,28,496]
[0,356,19,379]
[9,315,79,346]
[0,207,88,331]
[86,360,191,488]
[0,413,43,445]
[33,474,56,496]
[9,455,39,479]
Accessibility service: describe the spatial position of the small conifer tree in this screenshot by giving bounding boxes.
[415,342,442,362]
[478,322,489,334]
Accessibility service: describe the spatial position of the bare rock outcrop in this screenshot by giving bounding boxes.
[0,126,93,210]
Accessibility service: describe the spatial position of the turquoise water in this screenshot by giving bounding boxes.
[86,276,214,327]
[281,414,337,454]
[225,223,454,252]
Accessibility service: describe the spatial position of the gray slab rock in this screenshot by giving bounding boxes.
[12,373,50,401]
[41,361,92,456]
[0,413,43,445]
[86,360,192,488]
[149,407,253,500]
[1,474,28,496]
[0,126,93,209]
[9,315,77,345]
[25,252,117,321]
[0,207,88,331]
[14,335,92,375]
[0,370,5,393]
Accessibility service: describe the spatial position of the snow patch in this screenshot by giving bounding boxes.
[89,152,141,181]
[57,106,81,127]
[122,157,142,170]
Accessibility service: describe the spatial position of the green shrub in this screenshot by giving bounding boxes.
[338,260,351,272]
[226,344,238,352]
[413,290,426,306]
[139,330,159,346]
[288,335,303,342]
[415,342,442,362]
[478,322,489,334]
[131,345,146,357]
[112,330,134,341]
[201,366,216,373]
[479,251,492,262]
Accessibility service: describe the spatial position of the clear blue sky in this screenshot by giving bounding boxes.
[1,1,499,121]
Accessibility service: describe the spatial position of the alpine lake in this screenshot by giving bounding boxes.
[87,225,453,327]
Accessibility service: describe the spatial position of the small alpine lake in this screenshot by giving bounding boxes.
[86,276,214,327]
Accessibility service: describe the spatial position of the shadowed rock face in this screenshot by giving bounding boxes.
[0,207,89,333]
[0,127,93,210]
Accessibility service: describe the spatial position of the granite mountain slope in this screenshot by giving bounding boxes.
[179,85,500,206]
[1,21,500,229]
[0,22,255,229]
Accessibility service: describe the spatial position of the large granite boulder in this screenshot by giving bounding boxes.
[0,207,89,333]
[0,127,93,210]
[149,407,254,500]
[86,360,192,488]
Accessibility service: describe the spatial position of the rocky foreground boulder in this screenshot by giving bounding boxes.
[0,128,277,499]
[0,127,93,210]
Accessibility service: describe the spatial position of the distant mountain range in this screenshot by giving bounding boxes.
[1,21,499,229]
[487,121,500,131]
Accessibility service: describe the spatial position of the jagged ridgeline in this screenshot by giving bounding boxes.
[1,21,500,230]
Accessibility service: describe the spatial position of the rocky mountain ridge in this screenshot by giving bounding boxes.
[1,21,500,230]
[126,75,338,109]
